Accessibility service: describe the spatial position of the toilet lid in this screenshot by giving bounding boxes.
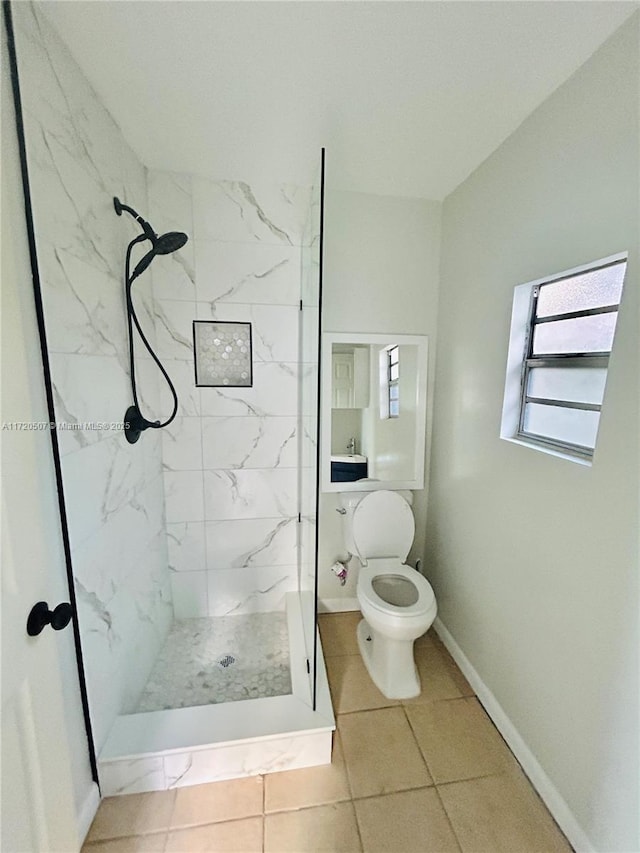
[352,490,415,561]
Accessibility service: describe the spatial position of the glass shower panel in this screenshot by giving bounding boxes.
[14,0,335,787]
[298,150,324,708]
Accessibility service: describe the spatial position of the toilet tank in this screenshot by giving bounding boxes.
[339,490,414,560]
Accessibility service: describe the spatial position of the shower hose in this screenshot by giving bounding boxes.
[125,234,179,430]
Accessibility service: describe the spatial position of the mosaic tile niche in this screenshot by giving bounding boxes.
[193,321,253,387]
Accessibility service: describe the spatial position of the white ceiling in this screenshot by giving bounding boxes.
[41,1,637,200]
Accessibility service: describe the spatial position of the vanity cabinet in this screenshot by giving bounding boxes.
[330,459,368,482]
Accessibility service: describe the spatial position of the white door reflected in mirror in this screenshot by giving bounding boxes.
[321,333,428,492]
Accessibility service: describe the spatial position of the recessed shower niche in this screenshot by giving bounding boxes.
[193,321,253,387]
[11,2,332,794]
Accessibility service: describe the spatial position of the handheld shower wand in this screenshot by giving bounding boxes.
[114,196,189,444]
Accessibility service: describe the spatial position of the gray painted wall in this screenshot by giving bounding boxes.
[428,17,639,851]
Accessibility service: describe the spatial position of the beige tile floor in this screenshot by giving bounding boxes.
[83,613,573,853]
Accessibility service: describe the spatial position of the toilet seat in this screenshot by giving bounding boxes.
[358,560,435,618]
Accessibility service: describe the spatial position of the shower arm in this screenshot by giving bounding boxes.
[124,236,178,435]
[115,197,156,242]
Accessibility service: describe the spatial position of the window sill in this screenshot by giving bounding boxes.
[501,435,593,467]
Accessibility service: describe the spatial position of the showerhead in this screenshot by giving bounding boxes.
[130,234,188,281]
[154,231,188,255]
[114,197,189,281]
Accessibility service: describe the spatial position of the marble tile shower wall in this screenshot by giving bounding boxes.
[147,172,314,619]
[13,4,173,753]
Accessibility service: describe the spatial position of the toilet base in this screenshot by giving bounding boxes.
[357,618,421,700]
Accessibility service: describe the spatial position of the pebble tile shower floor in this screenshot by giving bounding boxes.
[135,613,292,712]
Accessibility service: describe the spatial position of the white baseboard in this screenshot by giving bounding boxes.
[77,781,100,847]
[318,597,359,613]
[433,617,595,853]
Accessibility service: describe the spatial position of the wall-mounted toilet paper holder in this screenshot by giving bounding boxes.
[331,559,349,586]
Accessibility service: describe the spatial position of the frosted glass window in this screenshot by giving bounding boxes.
[532,312,617,355]
[193,321,252,387]
[536,262,626,317]
[527,367,607,405]
[385,345,399,419]
[505,253,628,461]
[523,403,600,450]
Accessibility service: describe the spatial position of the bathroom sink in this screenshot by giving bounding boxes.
[331,454,368,464]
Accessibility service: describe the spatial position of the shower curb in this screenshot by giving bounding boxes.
[98,596,335,795]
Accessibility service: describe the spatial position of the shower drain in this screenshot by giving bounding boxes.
[217,654,236,668]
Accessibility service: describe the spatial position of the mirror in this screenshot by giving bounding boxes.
[321,332,428,492]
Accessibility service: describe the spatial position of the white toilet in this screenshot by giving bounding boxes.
[340,490,437,699]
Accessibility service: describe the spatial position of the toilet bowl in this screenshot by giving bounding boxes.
[340,490,437,699]
[357,559,437,698]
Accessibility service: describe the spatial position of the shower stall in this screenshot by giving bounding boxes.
[11,2,333,795]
